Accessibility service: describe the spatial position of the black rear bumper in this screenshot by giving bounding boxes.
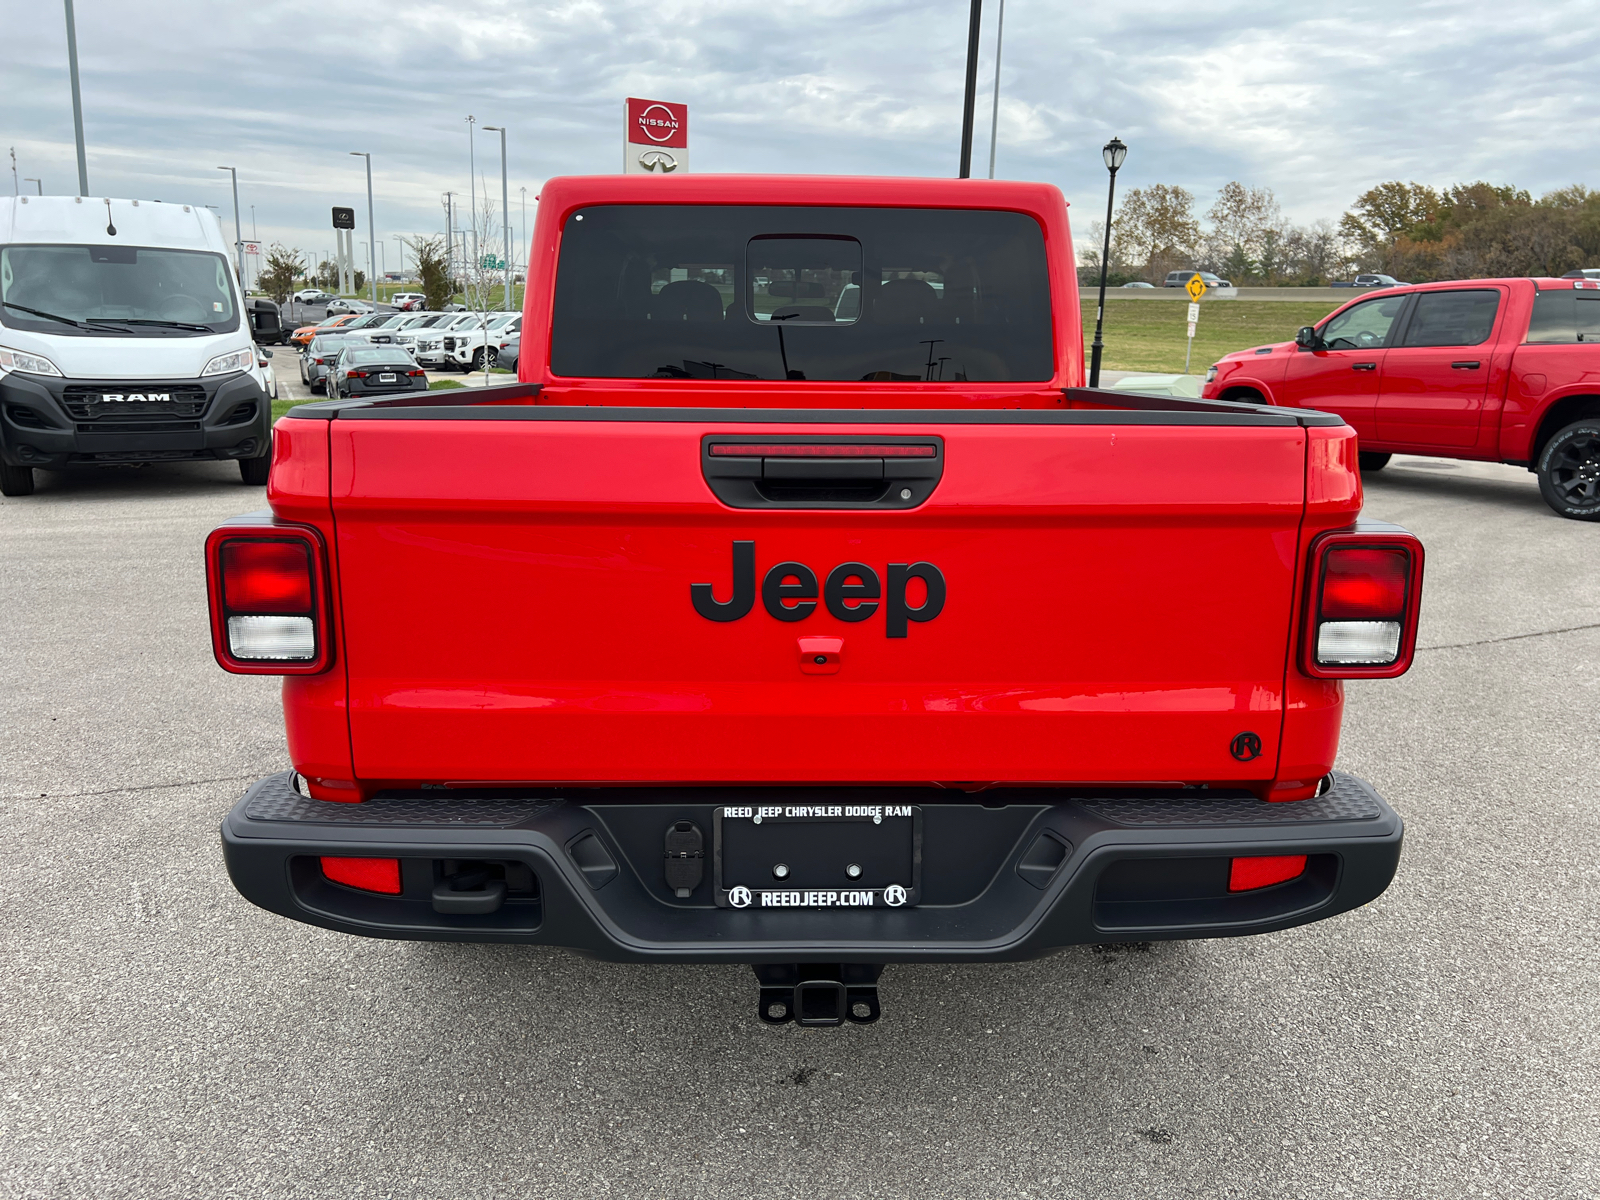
[221,772,1402,963]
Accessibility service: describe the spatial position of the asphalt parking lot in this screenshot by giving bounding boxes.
[1,454,1596,1199]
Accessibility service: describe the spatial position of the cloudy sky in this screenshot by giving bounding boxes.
[4,0,1598,269]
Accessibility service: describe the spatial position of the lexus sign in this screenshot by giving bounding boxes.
[624,97,688,174]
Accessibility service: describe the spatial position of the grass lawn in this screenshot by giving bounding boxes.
[1083,299,1343,374]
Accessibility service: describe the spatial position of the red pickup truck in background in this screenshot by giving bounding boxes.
[207,175,1423,1026]
[1203,278,1600,520]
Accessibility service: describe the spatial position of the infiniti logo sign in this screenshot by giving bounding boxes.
[637,150,678,173]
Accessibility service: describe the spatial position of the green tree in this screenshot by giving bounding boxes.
[256,243,303,304]
[1339,181,1441,273]
[406,236,453,310]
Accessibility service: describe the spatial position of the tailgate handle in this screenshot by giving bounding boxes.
[1351,362,1376,371]
[702,438,943,510]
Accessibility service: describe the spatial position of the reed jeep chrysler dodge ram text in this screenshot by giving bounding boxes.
[207,175,1424,1026]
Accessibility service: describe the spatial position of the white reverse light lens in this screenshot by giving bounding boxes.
[0,346,65,377]
[1205,366,1218,383]
[1317,620,1401,665]
[228,615,315,660]
[202,347,256,377]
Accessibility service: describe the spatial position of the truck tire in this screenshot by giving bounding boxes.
[1536,419,1600,520]
[0,463,34,496]
[1358,452,1391,473]
[239,455,271,486]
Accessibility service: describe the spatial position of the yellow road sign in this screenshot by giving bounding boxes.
[1185,273,1207,302]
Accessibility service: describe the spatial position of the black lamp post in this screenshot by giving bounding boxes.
[1087,136,1127,389]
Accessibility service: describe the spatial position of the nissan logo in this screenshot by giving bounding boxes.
[636,104,679,143]
[638,150,679,173]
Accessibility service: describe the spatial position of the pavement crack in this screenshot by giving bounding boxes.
[1,773,263,802]
[1419,621,1600,652]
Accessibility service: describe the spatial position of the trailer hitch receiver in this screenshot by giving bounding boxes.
[753,963,883,1026]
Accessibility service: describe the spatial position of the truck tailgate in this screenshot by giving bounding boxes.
[328,411,1308,787]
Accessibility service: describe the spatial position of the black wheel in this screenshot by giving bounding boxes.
[239,455,271,486]
[1537,419,1600,520]
[0,463,34,496]
[1358,452,1391,473]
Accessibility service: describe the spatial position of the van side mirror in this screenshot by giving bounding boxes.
[1294,325,1321,350]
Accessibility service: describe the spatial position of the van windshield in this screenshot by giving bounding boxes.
[550,205,1053,381]
[0,244,240,337]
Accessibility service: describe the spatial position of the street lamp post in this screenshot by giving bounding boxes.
[393,235,406,281]
[987,0,1006,179]
[466,116,476,257]
[349,152,376,305]
[1087,136,1127,390]
[216,166,244,284]
[482,125,512,309]
[519,186,527,280]
[25,178,42,195]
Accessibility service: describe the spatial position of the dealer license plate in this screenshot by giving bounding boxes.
[378,372,397,382]
[714,803,921,909]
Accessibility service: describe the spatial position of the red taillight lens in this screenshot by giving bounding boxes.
[1229,855,1306,891]
[346,369,361,378]
[221,540,312,613]
[321,856,401,894]
[408,369,425,376]
[1321,548,1408,619]
[207,526,331,675]
[1304,531,1424,679]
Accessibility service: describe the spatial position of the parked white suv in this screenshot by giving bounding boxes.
[414,312,519,371]
[431,312,522,371]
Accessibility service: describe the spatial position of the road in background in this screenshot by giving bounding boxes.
[0,456,1594,1198]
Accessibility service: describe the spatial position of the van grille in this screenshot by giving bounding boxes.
[63,384,209,421]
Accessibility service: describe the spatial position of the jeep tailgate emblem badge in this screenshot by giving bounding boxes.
[691,541,944,637]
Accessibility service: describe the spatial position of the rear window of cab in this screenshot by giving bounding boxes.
[550,205,1053,382]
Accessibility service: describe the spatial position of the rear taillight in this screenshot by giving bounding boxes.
[346,369,361,378]
[205,525,332,674]
[1303,529,1424,678]
[407,369,425,376]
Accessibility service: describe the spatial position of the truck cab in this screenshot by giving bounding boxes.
[1203,277,1600,519]
[0,196,273,494]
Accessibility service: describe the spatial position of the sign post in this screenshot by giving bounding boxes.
[624,98,688,174]
[1184,273,1206,373]
[332,207,355,295]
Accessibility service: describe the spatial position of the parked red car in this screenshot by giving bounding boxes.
[1203,277,1600,519]
[206,174,1423,1025]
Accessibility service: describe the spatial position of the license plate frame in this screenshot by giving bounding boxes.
[713,803,921,910]
[377,372,397,383]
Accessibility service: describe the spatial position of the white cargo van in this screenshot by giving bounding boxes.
[0,196,272,495]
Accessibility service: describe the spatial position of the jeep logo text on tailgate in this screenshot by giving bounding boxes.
[691,540,945,636]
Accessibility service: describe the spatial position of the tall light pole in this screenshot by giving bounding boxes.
[393,234,406,280]
[350,151,376,305]
[958,0,983,178]
[443,191,457,288]
[63,0,88,195]
[9,148,17,195]
[1087,136,1128,390]
[466,116,477,260]
[519,186,527,280]
[216,166,244,283]
[986,0,1006,179]
[483,125,512,308]
[25,178,42,195]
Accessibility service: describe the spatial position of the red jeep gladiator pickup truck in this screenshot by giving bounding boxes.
[208,175,1423,1026]
[1202,277,1600,520]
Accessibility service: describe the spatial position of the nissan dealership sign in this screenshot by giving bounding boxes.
[625,97,688,174]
